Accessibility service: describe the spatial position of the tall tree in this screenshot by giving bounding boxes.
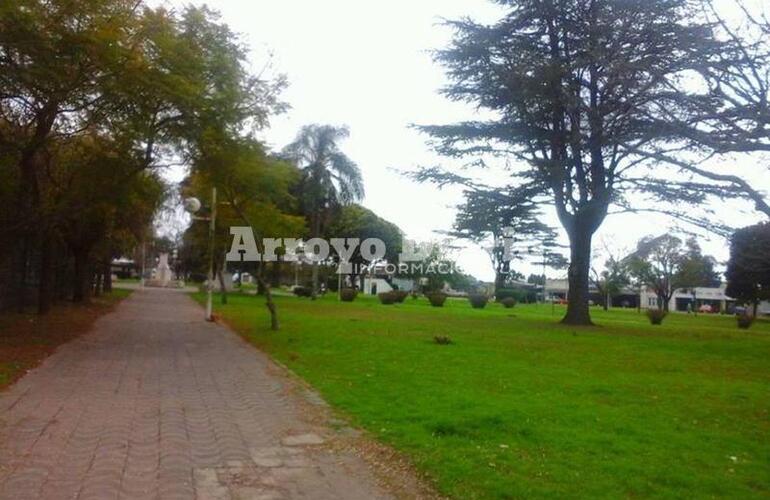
[0,1,286,312]
[626,235,719,311]
[415,0,731,324]
[186,136,305,330]
[283,125,364,296]
[448,186,556,294]
[675,238,721,289]
[590,252,630,311]
[326,204,402,289]
[726,222,770,316]
[626,235,684,311]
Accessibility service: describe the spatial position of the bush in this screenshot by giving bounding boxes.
[495,288,530,303]
[340,288,358,302]
[426,292,447,307]
[737,314,755,329]
[378,291,398,305]
[500,297,517,309]
[434,335,452,345]
[468,293,489,309]
[646,308,667,325]
[393,290,409,303]
[495,288,518,302]
[293,286,312,297]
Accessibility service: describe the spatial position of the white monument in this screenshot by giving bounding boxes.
[156,253,172,287]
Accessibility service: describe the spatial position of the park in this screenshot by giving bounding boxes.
[1,0,770,499]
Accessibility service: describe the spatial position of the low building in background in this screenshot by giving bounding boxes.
[543,278,769,314]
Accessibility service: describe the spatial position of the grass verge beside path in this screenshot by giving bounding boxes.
[0,289,132,389]
[198,292,770,499]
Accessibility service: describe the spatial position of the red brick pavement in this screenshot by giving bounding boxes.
[0,288,392,499]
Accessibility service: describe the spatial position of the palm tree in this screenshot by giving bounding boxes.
[283,124,364,296]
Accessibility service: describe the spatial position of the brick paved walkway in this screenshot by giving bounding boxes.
[0,288,392,499]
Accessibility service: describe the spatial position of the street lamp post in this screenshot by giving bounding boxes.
[206,188,217,321]
[184,188,217,322]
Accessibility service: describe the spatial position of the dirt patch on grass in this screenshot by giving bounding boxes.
[0,290,131,390]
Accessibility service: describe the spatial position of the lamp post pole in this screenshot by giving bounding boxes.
[205,187,217,322]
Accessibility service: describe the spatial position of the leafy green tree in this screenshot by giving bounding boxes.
[627,236,684,311]
[676,238,721,290]
[627,235,719,311]
[31,132,165,309]
[590,254,630,311]
[414,0,732,324]
[527,274,545,286]
[186,136,305,330]
[326,204,402,289]
[283,125,364,296]
[0,1,286,312]
[726,223,770,316]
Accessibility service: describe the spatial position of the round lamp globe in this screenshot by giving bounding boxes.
[183,197,201,214]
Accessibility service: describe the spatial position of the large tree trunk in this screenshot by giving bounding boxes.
[15,239,29,312]
[37,234,54,315]
[15,104,58,312]
[72,248,92,303]
[93,269,103,297]
[256,269,279,331]
[254,262,266,295]
[217,271,228,305]
[310,263,319,300]
[562,228,594,325]
[494,268,508,294]
[271,258,281,288]
[103,261,112,293]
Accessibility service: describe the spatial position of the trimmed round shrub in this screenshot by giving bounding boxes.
[393,290,409,303]
[737,314,755,329]
[340,288,358,302]
[646,308,667,325]
[500,297,517,309]
[495,288,518,302]
[426,292,447,307]
[293,286,312,297]
[378,291,398,305]
[468,293,489,309]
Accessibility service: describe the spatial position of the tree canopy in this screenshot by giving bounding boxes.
[726,222,770,313]
[0,1,286,313]
[626,235,720,311]
[415,0,744,324]
[282,124,364,295]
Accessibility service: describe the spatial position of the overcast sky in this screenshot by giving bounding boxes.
[164,0,770,282]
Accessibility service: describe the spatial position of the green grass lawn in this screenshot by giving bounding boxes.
[197,292,770,499]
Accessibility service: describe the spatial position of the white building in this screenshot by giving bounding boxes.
[640,284,736,312]
[360,277,417,295]
[545,278,769,314]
